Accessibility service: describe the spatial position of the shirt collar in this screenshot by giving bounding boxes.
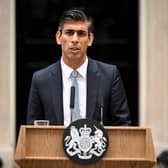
[61,57,88,79]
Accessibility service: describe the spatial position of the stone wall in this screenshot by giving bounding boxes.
[0,0,15,167]
[140,0,168,154]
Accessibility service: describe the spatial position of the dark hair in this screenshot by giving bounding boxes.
[58,8,93,35]
[157,150,168,168]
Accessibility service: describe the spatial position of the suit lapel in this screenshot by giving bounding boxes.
[50,61,64,125]
[86,58,100,119]
[48,59,101,123]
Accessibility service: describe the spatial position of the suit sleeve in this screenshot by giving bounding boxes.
[26,72,44,125]
[110,66,131,125]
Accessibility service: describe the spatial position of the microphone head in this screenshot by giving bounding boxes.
[70,86,75,108]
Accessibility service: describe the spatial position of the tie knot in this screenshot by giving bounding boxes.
[70,70,79,78]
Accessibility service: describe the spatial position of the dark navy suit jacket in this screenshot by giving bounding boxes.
[27,58,131,125]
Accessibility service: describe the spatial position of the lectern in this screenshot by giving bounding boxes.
[15,126,156,168]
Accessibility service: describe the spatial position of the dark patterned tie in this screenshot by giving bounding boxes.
[70,70,81,122]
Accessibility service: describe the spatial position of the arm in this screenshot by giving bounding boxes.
[26,72,44,125]
[110,66,131,125]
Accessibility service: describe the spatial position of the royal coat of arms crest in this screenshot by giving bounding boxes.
[63,119,108,164]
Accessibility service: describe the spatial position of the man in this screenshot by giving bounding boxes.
[27,9,131,126]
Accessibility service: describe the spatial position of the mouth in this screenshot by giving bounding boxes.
[69,47,80,54]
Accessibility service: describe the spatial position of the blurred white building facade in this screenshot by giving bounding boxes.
[140,0,168,154]
[0,0,168,167]
[0,0,15,167]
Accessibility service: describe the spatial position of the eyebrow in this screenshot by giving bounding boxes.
[64,29,87,32]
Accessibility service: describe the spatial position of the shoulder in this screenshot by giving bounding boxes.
[32,60,60,81]
[88,58,118,76]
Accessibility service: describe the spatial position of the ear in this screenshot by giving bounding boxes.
[55,31,61,45]
[88,33,94,47]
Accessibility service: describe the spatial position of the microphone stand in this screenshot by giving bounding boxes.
[100,106,104,126]
[99,87,104,126]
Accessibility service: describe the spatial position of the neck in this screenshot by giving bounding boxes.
[63,57,86,69]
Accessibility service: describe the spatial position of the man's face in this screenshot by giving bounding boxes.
[56,20,94,67]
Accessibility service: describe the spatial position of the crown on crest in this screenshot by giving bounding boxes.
[79,124,92,136]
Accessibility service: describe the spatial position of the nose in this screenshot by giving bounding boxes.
[72,32,79,43]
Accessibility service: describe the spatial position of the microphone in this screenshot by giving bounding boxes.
[98,88,104,126]
[70,86,75,109]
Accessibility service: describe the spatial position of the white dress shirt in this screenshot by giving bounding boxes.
[61,57,88,126]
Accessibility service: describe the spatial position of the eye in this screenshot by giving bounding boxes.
[65,30,74,36]
[77,31,87,36]
[64,30,88,37]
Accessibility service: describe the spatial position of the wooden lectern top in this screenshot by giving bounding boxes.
[15,126,156,168]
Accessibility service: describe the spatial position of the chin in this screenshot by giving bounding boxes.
[69,55,82,60]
